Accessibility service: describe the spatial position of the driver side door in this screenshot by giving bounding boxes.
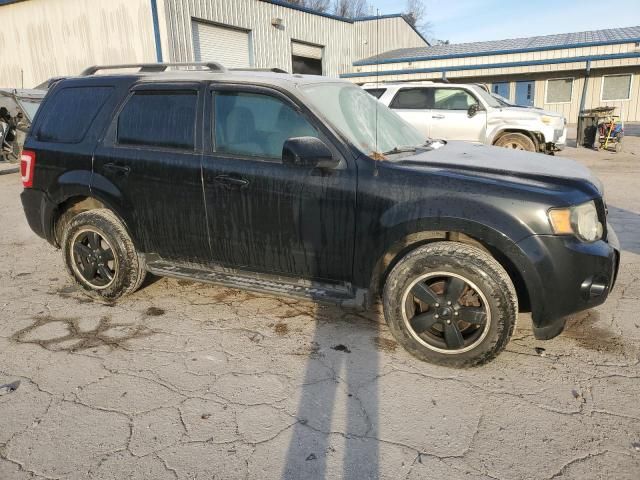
[428,87,487,142]
[201,85,357,283]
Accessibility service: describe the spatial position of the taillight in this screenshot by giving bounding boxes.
[21,150,36,188]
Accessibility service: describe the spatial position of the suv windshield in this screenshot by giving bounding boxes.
[299,83,426,157]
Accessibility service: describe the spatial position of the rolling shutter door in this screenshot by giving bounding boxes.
[192,21,250,68]
[291,41,323,60]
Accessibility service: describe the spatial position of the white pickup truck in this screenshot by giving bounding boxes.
[363,82,567,154]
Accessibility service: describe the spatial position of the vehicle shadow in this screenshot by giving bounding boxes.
[606,205,640,255]
[282,303,382,479]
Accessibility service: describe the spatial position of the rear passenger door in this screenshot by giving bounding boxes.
[92,83,210,263]
[201,85,356,282]
[388,87,433,137]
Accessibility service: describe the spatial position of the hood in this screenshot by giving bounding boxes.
[398,141,602,194]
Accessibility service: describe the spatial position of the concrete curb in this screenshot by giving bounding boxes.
[0,164,19,175]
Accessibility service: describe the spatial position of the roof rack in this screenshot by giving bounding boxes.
[230,68,289,74]
[80,62,227,76]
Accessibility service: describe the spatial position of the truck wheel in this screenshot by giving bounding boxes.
[61,209,146,301]
[383,242,518,367]
[494,133,536,152]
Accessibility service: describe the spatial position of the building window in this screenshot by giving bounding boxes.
[601,74,632,101]
[291,41,323,75]
[545,78,573,104]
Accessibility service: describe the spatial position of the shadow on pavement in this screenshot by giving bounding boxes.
[282,305,381,479]
[606,205,640,255]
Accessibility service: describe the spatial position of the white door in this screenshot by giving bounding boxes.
[192,21,251,68]
[428,87,486,142]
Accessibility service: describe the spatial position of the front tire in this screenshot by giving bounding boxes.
[383,242,518,367]
[61,209,146,301]
[494,132,536,152]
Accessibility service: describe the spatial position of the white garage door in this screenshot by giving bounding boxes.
[291,41,323,60]
[192,21,251,68]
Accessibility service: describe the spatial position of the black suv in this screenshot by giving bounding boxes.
[20,63,619,367]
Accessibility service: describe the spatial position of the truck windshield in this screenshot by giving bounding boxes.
[299,83,426,158]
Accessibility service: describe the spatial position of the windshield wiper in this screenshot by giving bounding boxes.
[382,145,418,155]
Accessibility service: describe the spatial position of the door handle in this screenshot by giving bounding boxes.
[214,174,249,189]
[432,114,445,119]
[103,163,131,176]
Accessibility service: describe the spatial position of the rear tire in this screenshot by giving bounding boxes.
[61,209,146,301]
[382,242,518,367]
[494,132,536,152]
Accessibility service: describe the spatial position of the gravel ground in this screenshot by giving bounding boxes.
[0,140,639,480]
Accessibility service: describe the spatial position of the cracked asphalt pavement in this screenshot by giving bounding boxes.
[1,139,639,479]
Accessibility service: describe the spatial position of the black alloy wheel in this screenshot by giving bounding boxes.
[71,229,117,289]
[402,272,491,354]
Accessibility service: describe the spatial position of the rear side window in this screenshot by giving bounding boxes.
[389,88,432,109]
[37,86,113,143]
[365,88,386,99]
[117,91,197,150]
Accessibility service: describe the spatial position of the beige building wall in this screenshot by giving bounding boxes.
[0,0,157,88]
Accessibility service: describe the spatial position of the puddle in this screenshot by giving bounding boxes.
[12,315,155,352]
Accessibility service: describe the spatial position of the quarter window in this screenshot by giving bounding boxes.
[364,88,387,99]
[433,88,478,110]
[389,88,432,109]
[37,86,113,143]
[546,78,573,103]
[117,91,197,150]
[214,91,319,160]
[602,74,632,101]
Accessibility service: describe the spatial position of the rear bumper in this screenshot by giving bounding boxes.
[516,227,620,340]
[21,188,56,244]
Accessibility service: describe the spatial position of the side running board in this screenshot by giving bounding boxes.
[146,259,367,309]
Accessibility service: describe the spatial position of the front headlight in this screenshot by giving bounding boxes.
[548,201,603,242]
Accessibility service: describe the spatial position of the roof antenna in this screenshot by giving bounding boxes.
[374,8,380,176]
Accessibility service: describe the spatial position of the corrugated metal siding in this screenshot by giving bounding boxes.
[160,0,427,77]
[0,0,156,87]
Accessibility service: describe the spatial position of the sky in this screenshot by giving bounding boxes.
[369,0,640,44]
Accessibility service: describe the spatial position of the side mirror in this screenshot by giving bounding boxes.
[467,103,480,118]
[282,137,338,169]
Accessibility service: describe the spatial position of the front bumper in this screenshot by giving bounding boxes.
[516,225,620,340]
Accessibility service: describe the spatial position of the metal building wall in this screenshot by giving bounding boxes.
[353,17,426,61]
[0,0,157,88]
[158,0,427,77]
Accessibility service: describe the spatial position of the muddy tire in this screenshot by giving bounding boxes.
[382,242,518,368]
[494,132,536,152]
[61,209,146,301]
